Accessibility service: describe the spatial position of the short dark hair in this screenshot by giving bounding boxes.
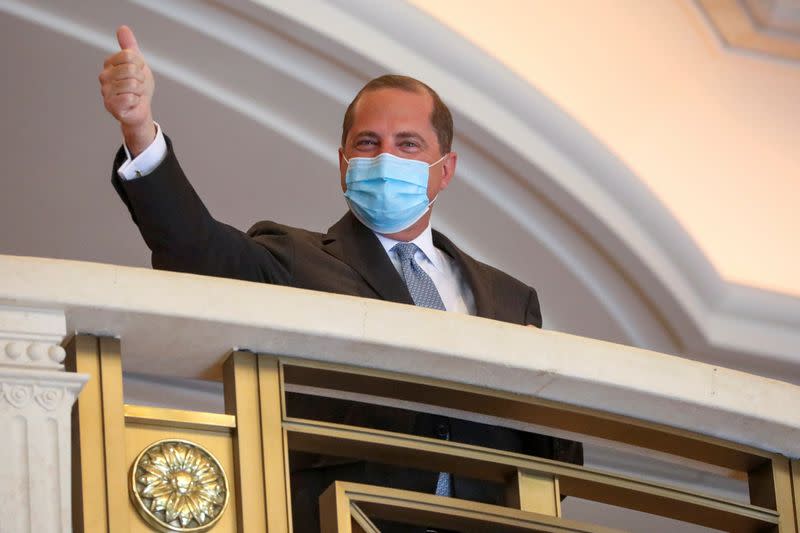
[341,74,453,154]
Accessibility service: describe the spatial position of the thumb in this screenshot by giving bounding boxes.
[116,25,140,51]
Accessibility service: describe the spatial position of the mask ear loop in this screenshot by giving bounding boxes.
[424,153,450,214]
[424,152,451,212]
[428,152,450,209]
[428,153,449,168]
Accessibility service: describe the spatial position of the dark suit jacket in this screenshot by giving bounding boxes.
[112,139,581,532]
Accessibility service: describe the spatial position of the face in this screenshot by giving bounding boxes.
[339,88,457,202]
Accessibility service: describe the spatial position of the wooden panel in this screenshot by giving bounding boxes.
[224,351,268,532]
[282,361,771,471]
[319,481,352,533]
[322,481,620,532]
[65,335,108,533]
[773,457,798,533]
[124,404,235,431]
[506,469,561,517]
[98,337,130,533]
[124,422,237,532]
[285,417,778,532]
[791,460,800,532]
[257,355,291,533]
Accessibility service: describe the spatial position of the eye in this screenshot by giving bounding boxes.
[356,138,377,146]
[398,139,423,152]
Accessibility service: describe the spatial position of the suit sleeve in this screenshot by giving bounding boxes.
[111,136,292,284]
[525,287,543,327]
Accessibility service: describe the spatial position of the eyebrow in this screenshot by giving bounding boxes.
[353,130,379,139]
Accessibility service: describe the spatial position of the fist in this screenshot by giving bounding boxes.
[99,26,155,150]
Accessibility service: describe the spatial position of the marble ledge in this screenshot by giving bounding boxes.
[0,254,799,458]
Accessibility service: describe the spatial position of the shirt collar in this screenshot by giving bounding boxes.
[374,224,445,272]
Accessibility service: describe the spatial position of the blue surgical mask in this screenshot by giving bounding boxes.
[343,152,447,234]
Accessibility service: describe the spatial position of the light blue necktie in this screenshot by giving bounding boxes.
[392,242,453,497]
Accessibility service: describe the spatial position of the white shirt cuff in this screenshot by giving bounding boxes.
[117,122,167,181]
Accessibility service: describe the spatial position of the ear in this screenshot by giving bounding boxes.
[338,148,348,192]
[438,151,458,191]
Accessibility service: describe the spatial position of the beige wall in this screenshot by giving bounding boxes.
[410,0,800,297]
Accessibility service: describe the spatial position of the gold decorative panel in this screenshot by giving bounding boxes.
[130,439,230,532]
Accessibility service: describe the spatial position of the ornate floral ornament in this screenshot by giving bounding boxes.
[34,386,64,411]
[130,439,229,532]
[2,383,33,408]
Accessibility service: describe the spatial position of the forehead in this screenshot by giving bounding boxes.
[350,88,435,134]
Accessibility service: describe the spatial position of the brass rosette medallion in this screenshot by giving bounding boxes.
[130,439,229,532]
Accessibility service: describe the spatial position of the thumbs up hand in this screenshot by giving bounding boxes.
[99,26,156,156]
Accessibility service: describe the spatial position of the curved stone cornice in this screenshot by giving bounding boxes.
[0,0,796,380]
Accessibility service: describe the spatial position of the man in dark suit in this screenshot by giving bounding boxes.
[101,26,581,532]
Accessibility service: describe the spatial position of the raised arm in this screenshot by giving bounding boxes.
[99,26,156,157]
[99,26,291,284]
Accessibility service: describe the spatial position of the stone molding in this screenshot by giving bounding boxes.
[0,338,67,370]
[0,367,87,408]
[0,304,67,370]
[0,372,81,412]
[0,304,87,532]
[0,367,87,532]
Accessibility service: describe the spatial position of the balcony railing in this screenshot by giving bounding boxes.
[0,254,798,532]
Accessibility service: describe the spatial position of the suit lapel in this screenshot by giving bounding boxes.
[433,230,496,321]
[320,213,494,317]
[322,212,414,305]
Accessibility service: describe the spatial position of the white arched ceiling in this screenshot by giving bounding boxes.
[0,0,797,383]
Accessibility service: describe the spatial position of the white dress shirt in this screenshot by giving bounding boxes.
[118,127,476,315]
[117,122,167,181]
